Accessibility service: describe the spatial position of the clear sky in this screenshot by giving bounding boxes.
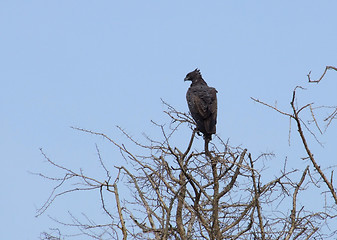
[1,1,337,239]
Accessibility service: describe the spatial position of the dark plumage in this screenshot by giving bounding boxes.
[184,69,218,141]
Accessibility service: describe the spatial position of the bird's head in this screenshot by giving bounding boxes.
[184,68,202,82]
[184,68,208,86]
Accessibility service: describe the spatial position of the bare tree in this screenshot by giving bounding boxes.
[36,66,337,240]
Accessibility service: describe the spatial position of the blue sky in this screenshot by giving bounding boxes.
[1,1,337,239]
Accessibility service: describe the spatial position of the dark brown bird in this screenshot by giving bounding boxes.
[184,69,217,141]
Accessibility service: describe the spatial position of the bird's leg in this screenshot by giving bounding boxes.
[195,127,202,136]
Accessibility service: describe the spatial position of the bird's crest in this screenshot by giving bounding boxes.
[193,68,202,78]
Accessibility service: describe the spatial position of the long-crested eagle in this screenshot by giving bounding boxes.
[184,69,218,141]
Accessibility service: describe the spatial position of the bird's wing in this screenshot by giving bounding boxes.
[208,87,217,119]
[187,85,217,118]
[203,87,217,134]
[196,86,217,118]
[191,89,210,119]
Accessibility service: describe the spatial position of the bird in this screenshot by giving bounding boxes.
[184,69,218,141]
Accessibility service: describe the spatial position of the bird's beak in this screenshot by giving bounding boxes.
[184,77,188,81]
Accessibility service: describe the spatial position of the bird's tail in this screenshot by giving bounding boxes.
[204,133,212,141]
[204,137,211,158]
[204,119,216,137]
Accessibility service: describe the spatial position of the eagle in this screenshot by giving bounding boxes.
[184,69,218,141]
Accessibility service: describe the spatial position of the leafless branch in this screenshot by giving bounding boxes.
[307,65,337,83]
[36,82,337,239]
